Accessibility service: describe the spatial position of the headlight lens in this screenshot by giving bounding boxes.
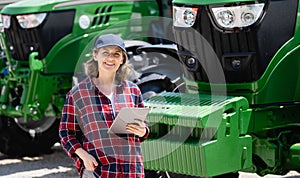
[216,10,235,27]
[16,13,47,29]
[173,6,198,27]
[2,15,11,29]
[211,3,265,28]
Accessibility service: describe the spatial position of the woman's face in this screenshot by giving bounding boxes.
[93,46,124,74]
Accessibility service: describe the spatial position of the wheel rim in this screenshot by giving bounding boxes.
[14,116,56,135]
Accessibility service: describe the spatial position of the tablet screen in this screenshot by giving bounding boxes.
[107,107,151,134]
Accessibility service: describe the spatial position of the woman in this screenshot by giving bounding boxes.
[59,34,149,178]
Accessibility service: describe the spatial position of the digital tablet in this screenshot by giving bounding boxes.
[107,107,151,134]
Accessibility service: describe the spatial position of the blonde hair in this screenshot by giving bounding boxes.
[84,48,133,84]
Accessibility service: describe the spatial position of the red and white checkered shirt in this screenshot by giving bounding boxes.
[59,77,149,177]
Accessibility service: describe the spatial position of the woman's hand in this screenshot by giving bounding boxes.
[75,148,98,171]
[126,119,147,137]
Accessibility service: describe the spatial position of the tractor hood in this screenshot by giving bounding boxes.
[1,0,70,15]
[0,0,21,9]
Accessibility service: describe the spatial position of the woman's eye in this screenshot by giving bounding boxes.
[102,52,109,56]
[114,53,121,57]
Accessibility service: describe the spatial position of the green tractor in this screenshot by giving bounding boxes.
[141,0,300,177]
[1,0,300,177]
[0,0,169,156]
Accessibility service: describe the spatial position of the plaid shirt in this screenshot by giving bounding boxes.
[59,77,149,178]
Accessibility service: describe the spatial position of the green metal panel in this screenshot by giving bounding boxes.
[143,136,251,177]
[142,92,252,177]
[253,44,300,104]
[1,0,69,14]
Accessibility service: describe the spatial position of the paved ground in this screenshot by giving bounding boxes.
[0,143,78,178]
[0,143,299,178]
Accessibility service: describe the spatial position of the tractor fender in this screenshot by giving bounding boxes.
[136,43,179,62]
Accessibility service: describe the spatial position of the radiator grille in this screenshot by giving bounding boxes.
[4,10,75,61]
[174,1,297,83]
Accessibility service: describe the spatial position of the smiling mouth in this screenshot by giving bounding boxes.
[104,62,115,66]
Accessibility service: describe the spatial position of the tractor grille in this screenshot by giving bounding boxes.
[4,10,75,61]
[91,5,113,26]
[174,0,298,83]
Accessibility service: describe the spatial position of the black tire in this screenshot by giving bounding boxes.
[137,72,177,99]
[212,172,239,178]
[145,170,161,178]
[0,116,60,157]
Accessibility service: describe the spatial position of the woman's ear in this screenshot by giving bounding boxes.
[93,54,99,62]
[93,49,98,61]
[122,53,127,64]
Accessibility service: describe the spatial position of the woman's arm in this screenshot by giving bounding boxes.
[75,148,98,171]
[59,93,83,158]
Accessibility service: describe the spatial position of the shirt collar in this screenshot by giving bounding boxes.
[86,77,126,94]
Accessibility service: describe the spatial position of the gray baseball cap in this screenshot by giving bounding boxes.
[94,34,127,53]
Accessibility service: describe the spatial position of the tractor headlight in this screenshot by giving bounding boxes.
[16,13,47,29]
[211,3,264,28]
[1,15,11,29]
[173,6,198,27]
